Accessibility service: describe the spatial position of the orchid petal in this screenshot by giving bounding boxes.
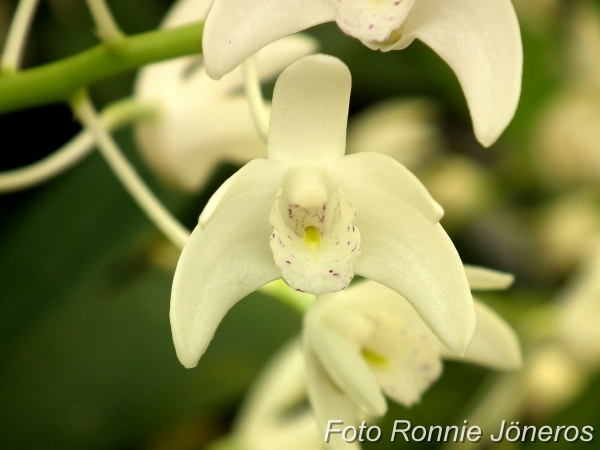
[328,151,444,223]
[214,34,320,97]
[235,340,322,450]
[198,169,240,227]
[464,265,514,290]
[396,0,522,147]
[256,35,320,83]
[442,299,522,370]
[200,158,287,227]
[351,191,475,355]
[170,159,286,368]
[268,55,351,163]
[236,339,307,429]
[303,342,362,450]
[305,300,387,416]
[203,0,335,79]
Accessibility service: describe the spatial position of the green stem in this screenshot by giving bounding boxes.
[0,21,203,114]
[85,0,126,47]
[1,0,40,72]
[259,280,315,314]
[0,97,155,193]
[242,56,269,142]
[70,89,191,249]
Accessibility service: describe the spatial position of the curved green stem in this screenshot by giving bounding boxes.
[0,98,155,193]
[260,280,315,313]
[70,89,190,249]
[85,0,125,47]
[1,0,39,73]
[0,21,203,114]
[242,56,269,142]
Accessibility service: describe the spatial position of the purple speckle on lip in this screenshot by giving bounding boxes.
[394,0,401,4]
[329,270,333,273]
[285,260,291,265]
[369,23,374,29]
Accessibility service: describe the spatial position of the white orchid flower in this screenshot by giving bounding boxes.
[303,268,521,450]
[202,0,523,147]
[171,54,474,369]
[134,0,317,192]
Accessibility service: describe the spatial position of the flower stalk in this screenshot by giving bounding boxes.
[0,98,155,193]
[85,0,126,47]
[0,21,203,114]
[1,0,39,73]
[242,55,270,141]
[70,89,191,249]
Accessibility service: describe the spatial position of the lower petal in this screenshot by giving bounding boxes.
[303,341,363,450]
[464,265,514,290]
[305,300,387,416]
[442,299,522,370]
[170,160,286,368]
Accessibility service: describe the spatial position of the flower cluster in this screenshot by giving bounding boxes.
[162,0,526,438]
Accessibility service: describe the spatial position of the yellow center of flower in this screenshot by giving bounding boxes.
[304,226,321,248]
[362,348,388,367]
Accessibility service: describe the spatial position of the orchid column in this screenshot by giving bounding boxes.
[170,54,475,369]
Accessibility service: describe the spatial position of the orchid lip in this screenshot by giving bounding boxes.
[269,181,361,296]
